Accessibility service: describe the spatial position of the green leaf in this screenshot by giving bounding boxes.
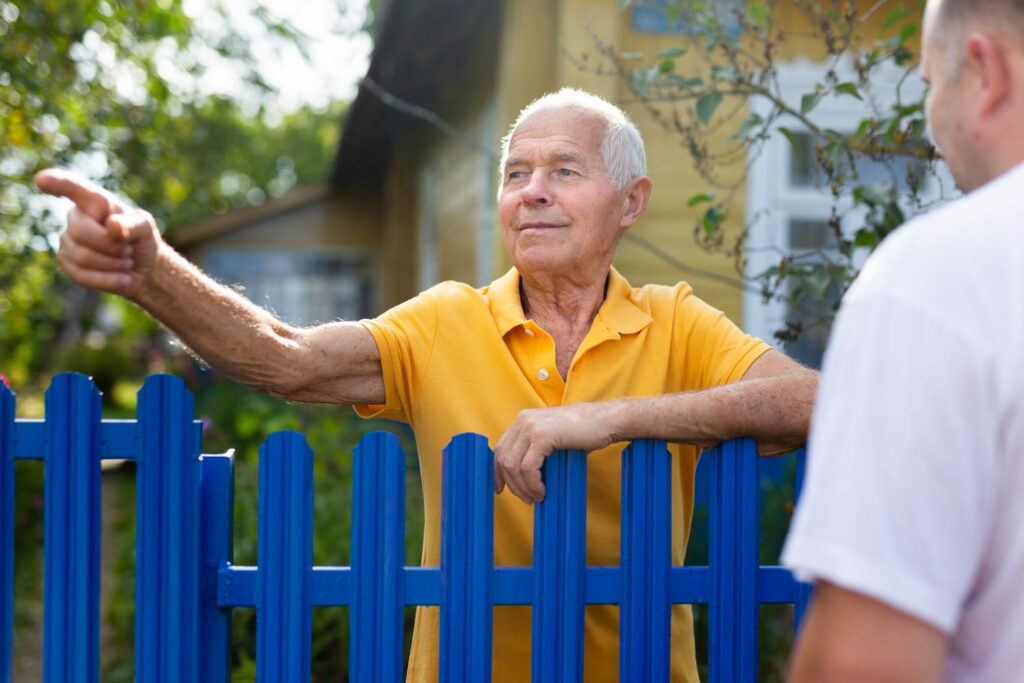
[800,90,823,115]
[835,82,862,100]
[777,126,801,155]
[857,182,893,205]
[687,192,715,207]
[665,74,704,89]
[747,1,769,31]
[620,52,645,61]
[632,67,655,95]
[701,205,725,238]
[657,46,685,59]
[882,7,910,33]
[736,112,764,139]
[898,21,919,43]
[659,59,676,74]
[696,91,723,124]
[854,229,878,248]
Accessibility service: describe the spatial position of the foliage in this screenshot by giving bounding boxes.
[2,0,359,678]
[605,0,945,353]
[1,0,345,394]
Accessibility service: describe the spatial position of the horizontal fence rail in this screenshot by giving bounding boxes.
[1,373,810,682]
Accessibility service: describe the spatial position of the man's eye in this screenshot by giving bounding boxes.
[508,171,526,180]
[558,168,575,176]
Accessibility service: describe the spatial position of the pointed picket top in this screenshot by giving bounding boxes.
[46,371,100,398]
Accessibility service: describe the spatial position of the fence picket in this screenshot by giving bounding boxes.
[792,451,812,631]
[709,438,760,683]
[351,431,406,683]
[257,431,313,682]
[0,382,13,683]
[198,453,234,682]
[531,448,587,683]
[620,439,672,682]
[136,375,201,682]
[439,433,494,683]
[43,373,101,683]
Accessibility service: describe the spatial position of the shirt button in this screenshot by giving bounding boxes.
[523,328,535,337]
[537,368,549,381]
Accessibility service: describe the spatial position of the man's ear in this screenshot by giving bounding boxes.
[620,176,653,228]
[966,32,1011,120]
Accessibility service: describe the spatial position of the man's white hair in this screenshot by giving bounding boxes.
[497,88,647,193]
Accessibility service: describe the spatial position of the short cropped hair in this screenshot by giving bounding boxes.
[497,88,647,193]
[935,0,1024,33]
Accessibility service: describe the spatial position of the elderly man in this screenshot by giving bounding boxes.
[38,88,815,681]
[783,0,1024,681]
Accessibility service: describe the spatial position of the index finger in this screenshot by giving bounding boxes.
[34,169,125,222]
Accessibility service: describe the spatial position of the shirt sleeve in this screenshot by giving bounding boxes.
[781,293,999,634]
[675,287,771,389]
[353,289,439,424]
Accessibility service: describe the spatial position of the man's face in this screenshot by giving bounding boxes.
[498,107,630,279]
[921,0,978,191]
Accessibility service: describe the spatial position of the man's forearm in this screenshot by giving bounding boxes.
[131,244,308,395]
[606,369,817,455]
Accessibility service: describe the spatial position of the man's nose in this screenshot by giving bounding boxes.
[521,170,551,205]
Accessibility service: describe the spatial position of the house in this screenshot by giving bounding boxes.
[176,0,935,365]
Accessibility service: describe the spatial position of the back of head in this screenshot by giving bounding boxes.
[933,0,1024,40]
[498,88,647,192]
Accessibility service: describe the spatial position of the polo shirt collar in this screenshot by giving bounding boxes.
[489,266,652,338]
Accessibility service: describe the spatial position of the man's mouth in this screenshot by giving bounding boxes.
[518,222,567,231]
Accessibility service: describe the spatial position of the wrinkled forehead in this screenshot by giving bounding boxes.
[507,106,607,153]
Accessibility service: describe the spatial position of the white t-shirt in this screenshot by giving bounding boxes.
[782,161,1024,682]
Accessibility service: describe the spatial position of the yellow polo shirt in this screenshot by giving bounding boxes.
[356,266,770,682]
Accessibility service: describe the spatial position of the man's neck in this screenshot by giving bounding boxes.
[519,270,608,329]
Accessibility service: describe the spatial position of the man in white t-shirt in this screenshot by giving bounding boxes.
[783,0,1024,680]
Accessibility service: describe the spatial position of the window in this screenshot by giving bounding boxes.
[631,0,745,35]
[743,61,950,367]
[204,249,376,326]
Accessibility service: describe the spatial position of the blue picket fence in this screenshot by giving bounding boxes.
[0,373,810,682]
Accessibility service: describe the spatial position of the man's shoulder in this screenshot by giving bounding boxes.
[371,280,482,325]
[625,279,695,308]
[401,280,486,309]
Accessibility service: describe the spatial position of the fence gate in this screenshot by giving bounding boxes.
[1,372,810,682]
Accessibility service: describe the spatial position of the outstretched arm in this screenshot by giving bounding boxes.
[494,349,816,503]
[36,169,385,405]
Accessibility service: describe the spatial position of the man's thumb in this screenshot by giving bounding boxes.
[106,211,154,244]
